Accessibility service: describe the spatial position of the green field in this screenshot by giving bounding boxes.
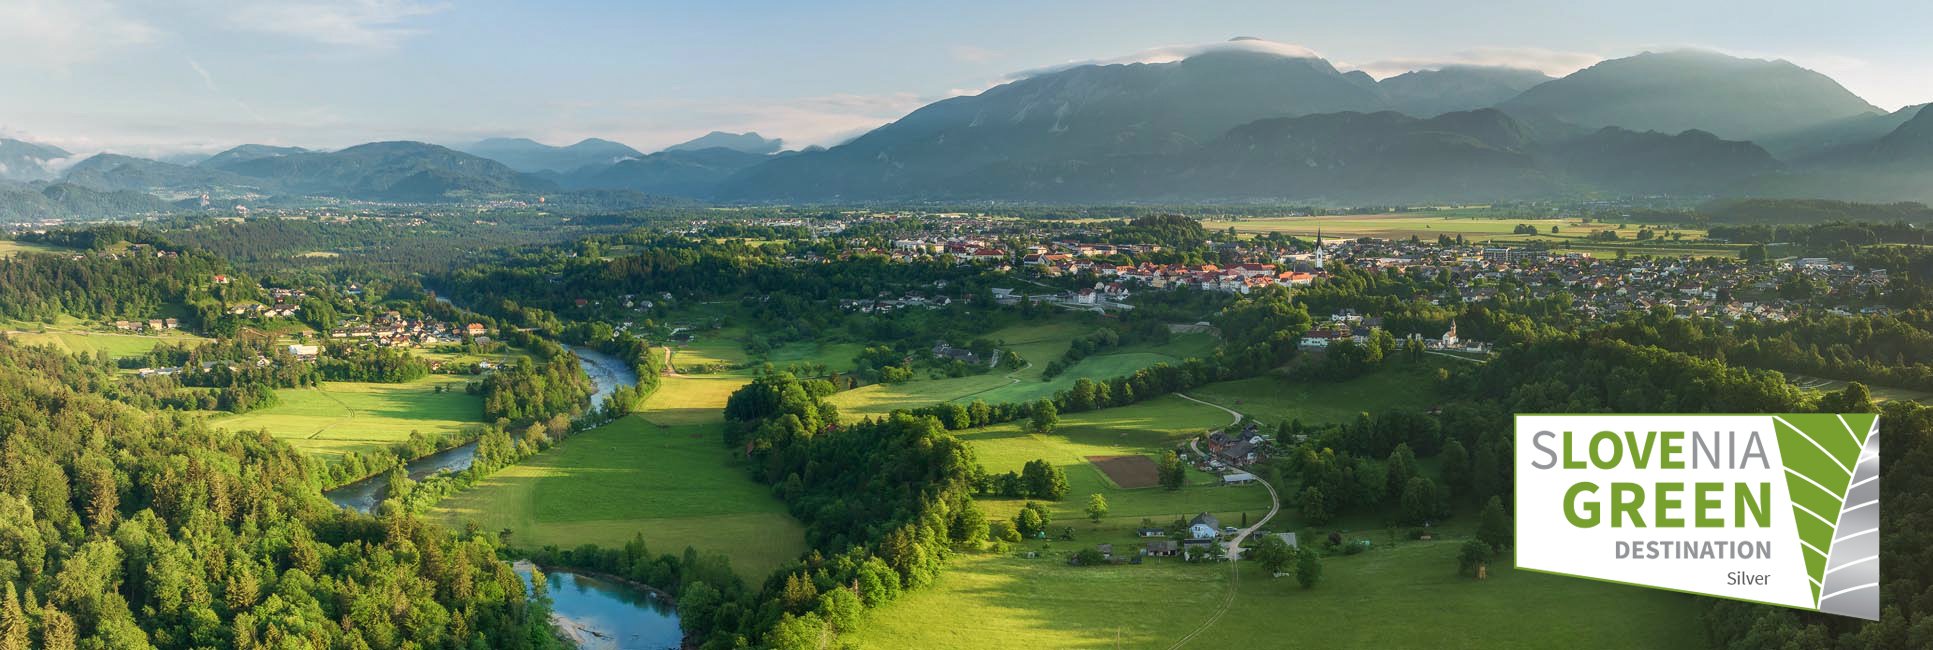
[5,327,211,358]
[1186,359,1453,427]
[429,414,808,580]
[852,384,1700,649]
[208,375,483,458]
[1784,372,1931,404]
[643,369,757,425]
[850,540,1700,649]
[828,321,1217,420]
[963,396,1269,529]
[669,327,754,370]
[1203,214,1709,241]
[0,240,69,256]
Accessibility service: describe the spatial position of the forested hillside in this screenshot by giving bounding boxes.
[0,338,563,648]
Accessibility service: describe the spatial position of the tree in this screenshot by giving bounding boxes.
[1021,459,1069,500]
[1385,443,1419,499]
[1300,486,1329,525]
[0,582,26,650]
[1028,399,1059,434]
[1252,534,1293,576]
[1157,450,1186,490]
[1401,476,1439,525]
[1458,538,1492,576]
[1085,493,1110,523]
[1014,502,1052,537]
[1295,546,1323,588]
[1440,440,1471,493]
[1477,496,1512,552]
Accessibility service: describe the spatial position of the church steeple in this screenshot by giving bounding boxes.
[1313,229,1325,270]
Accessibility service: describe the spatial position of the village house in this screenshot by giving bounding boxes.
[1188,513,1221,539]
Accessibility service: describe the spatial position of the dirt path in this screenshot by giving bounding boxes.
[1167,393,1281,650]
[660,346,684,377]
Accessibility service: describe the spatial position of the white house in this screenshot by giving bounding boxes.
[1188,512,1221,539]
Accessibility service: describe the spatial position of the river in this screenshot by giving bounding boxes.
[515,561,681,650]
[322,343,637,512]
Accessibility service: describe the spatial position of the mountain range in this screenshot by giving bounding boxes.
[4,44,1929,216]
[0,138,73,182]
[456,138,645,174]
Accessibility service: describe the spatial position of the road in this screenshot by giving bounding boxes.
[1166,393,1283,650]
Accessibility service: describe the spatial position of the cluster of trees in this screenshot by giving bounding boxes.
[0,242,224,326]
[473,338,593,424]
[975,460,1069,500]
[1601,307,1933,391]
[0,337,564,649]
[674,371,986,648]
[316,346,430,383]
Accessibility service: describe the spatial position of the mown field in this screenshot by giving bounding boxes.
[429,398,808,580]
[3,314,212,358]
[1186,358,1455,427]
[850,540,1701,649]
[208,375,482,458]
[964,396,1269,530]
[0,240,70,256]
[828,320,1217,420]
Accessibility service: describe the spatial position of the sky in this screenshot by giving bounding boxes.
[2,0,1929,160]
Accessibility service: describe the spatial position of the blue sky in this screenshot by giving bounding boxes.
[2,0,1928,159]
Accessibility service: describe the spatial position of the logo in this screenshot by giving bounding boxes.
[1515,414,1879,620]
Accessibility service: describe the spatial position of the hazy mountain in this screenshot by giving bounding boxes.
[459,137,645,173]
[1043,109,1775,202]
[62,154,261,196]
[198,144,310,170]
[0,180,173,220]
[1548,127,1782,194]
[1756,104,1926,161]
[1862,104,1933,162]
[720,46,1391,199]
[211,141,556,201]
[1377,66,1552,118]
[558,147,769,196]
[664,132,783,155]
[1498,50,1881,141]
[0,138,73,181]
[1143,109,1557,202]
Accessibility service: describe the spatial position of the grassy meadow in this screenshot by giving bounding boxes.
[850,540,1701,649]
[429,411,807,579]
[828,320,1218,420]
[1185,358,1454,427]
[0,240,71,256]
[851,373,1702,649]
[3,314,211,359]
[208,375,483,458]
[964,396,1268,530]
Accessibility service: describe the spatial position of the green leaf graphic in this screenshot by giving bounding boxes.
[1774,413,1878,618]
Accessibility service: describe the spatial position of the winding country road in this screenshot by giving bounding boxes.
[1166,393,1283,650]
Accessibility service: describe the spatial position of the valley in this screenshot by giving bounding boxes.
[0,17,1929,650]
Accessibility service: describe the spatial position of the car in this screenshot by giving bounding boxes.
[1223,526,1238,534]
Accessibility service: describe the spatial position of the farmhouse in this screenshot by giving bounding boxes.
[1144,540,1179,557]
[1189,513,1221,539]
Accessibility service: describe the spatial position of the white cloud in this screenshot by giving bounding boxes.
[224,0,445,50]
[1006,37,1325,80]
[1345,47,1604,80]
[0,0,155,67]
